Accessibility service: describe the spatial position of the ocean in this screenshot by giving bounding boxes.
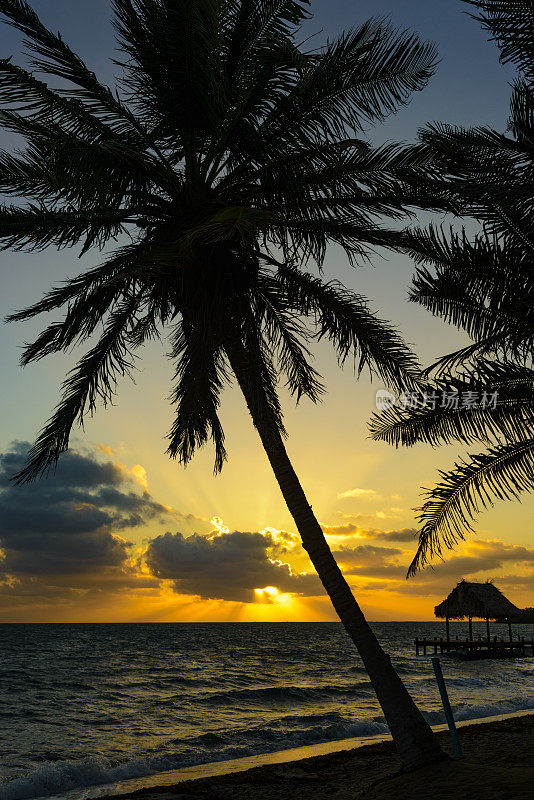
[1,622,533,800]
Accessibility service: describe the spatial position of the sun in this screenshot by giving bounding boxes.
[254,586,292,605]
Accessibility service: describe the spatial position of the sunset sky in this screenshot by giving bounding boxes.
[0,0,532,623]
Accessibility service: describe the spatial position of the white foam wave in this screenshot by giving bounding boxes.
[0,718,386,800]
[453,695,534,721]
[2,698,532,800]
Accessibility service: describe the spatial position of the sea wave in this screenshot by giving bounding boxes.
[420,695,534,726]
[0,715,387,800]
[2,697,533,800]
[188,682,373,706]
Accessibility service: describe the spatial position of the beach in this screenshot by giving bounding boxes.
[107,714,534,800]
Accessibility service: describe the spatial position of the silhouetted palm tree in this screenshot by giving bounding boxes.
[370,0,534,576]
[0,0,444,766]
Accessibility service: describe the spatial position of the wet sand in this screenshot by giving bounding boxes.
[105,713,534,800]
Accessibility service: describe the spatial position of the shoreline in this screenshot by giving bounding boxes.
[102,713,534,800]
[44,709,533,800]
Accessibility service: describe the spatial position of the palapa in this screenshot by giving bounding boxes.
[434,580,521,621]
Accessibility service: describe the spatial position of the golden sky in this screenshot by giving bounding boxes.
[0,1,532,622]
[1,244,533,623]
[0,422,532,622]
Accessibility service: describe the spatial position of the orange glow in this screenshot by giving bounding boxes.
[1,440,532,623]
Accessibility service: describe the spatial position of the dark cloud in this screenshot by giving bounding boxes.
[348,564,407,578]
[322,522,360,538]
[495,573,534,591]
[372,528,418,543]
[323,522,418,544]
[0,442,321,609]
[2,531,131,575]
[415,541,534,578]
[0,442,124,489]
[144,530,322,602]
[498,573,534,585]
[0,442,173,579]
[341,540,534,591]
[332,543,403,568]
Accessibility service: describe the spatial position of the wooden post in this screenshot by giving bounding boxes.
[468,616,473,640]
[508,618,513,642]
[431,657,463,758]
[446,616,450,642]
[486,617,491,644]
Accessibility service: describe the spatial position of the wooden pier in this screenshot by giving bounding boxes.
[421,580,534,659]
[415,635,534,658]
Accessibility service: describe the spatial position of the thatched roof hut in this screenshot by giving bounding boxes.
[435,580,520,621]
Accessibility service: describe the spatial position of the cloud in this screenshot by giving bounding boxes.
[0,442,175,580]
[330,543,407,580]
[327,536,534,589]
[337,488,379,500]
[332,543,403,568]
[363,527,419,543]
[495,573,534,590]
[2,532,132,576]
[322,522,361,538]
[0,443,124,490]
[0,443,319,612]
[322,522,418,544]
[345,539,534,594]
[144,529,322,602]
[418,540,534,578]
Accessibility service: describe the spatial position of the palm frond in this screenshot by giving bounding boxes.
[0,56,135,144]
[19,290,130,365]
[0,0,152,144]
[277,264,421,392]
[408,437,534,576]
[4,242,161,323]
[262,18,437,144]
[411,274,533,355]
[167,319,228,474]
[464,0,534,81]
[508,79,534,143]
[112,0,226,146]
[255,272,325,402]
[405,227,534,354]
[0,204,133,253]
[13,295,141,484]
[369,369,534,448]
[0,148,57,200]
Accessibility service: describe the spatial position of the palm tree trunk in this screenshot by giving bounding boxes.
[225,340,445,770]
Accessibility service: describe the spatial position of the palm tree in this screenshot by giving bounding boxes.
[0,0,445,767]
[370,0,534,576]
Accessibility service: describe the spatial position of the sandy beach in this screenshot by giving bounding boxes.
[104,714,534,800]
